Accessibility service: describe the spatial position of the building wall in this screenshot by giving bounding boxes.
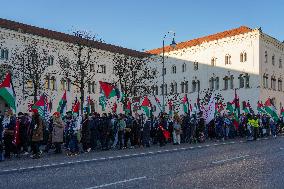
[259,32,284,111]
[151,29,262,115]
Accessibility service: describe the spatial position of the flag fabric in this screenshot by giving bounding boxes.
[182,95,189,114]
[154,97,162,112]
[257,101,266,114]
[141,96,151,117]
[99,81,119,99]
[242,101,250,114]
[281,107,284,117]
[13,119,20,146]
[204,94,215,124]
[112,102,117,113]
[57,91,67,115]
[264,98,279,121]
[32,94,51,123]
[125,100,131,114]
[0,72,16,111]
[72,98,80,114]
[99,94,106,111]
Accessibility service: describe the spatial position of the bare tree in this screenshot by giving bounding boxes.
[112,54,157,111]
[58,31,100,114]
[11,39,52,103]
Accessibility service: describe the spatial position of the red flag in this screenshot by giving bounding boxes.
[99,81,115,98]
[73,101,80,113]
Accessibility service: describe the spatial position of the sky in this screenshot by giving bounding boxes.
[1,0,283,51]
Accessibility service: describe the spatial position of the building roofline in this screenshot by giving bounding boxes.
[147,26,253,55]
[0,18,149,58]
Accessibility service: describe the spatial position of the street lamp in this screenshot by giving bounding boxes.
[162,31,177,113]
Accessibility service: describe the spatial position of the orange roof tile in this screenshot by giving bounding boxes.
[147,26,252,54]
[0,18,149,58]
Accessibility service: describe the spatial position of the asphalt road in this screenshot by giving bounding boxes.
[1,136,284,189]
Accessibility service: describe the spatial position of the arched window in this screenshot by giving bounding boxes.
[239,74,244,88]
[92,81,96,93]
[225,54,231,65]
[87,81,92,93]
[215,77,219,90]
[50,76,56,90]
[180,82,184,93]
[60,79,66,91]
[263,74,269,88]
[279,58,282,68]
[192,80,197,92]
[271,76,276,90]
[45,76,50,89]
[66,79,71,91]
[244,74,250,88]
[240,53,244,62]
[172,65,176,74]
[209,77,214,91]
[211,57,216,66]
[272,55,275,65]
[278,79,282,91]
[182,63,186,72]
[265,51,268,63]
[184,81,188,93]
[194,62,198,70]
[48,56,54,66]
[244,52,247,62]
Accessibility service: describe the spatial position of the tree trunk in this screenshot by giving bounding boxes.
[80,87,84,115]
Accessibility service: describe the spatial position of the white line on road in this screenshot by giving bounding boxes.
[85,176,147,189]
[212,154,250,164]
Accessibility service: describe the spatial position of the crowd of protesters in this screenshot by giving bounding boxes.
[1,108,284,161]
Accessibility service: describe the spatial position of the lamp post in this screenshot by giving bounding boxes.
[162,31,177,113]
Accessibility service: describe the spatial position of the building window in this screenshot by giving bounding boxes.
[245,74,250,88]
[60,79,66,91]
[271,76,276,90]
[211,57,216,66]
[184,81,188,93]
[263,74,268,88]
[172,65,176,74]
[215,77,219,90]
[180,82,184,93]
[239,74,244,88]
[1,49,9,60]
[162,68,166,75]
[92,81,96,93]
[97,65,106,74]
[279,59,282,68]
[51,76,56,90]
[193,62,198,70]
[182,63,186,72]
[225,54,231,65]
[90,64,95,72]
[27,80,33,89]
[192,81,197,92]
[272,55,275,65]
[244,52,247,62]
[196,80,200,92]
[161,84,167,95]
[278,79,282,91]
[240,53,244,62]
[174,82,177,94]
[209,77,214,91]
[265,51,268,63]
[170,83,174,94]
[66,79,71,91]
[230,75,234,89]
[48,56,54,66]
[45,76,50,89]
[223,76,229,90]
[88,81,92,93]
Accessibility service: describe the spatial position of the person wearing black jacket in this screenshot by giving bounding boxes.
[3,109,16,159]
[18,112,29,154]
[89,113,100,150]
[99,113,111,150]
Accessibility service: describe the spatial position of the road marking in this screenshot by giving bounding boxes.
[212,154,250,164]
[85,176,147,189]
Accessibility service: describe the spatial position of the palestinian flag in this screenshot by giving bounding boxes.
[226,101,235,114]
[72,98,80,114]
[84,96,91,114]
[242,101,250,114]
[141,96,151,117]
[257,101,266,114]
[0,73,16,111]
[182,94,189,114]
[57,91,67,115]
[154,97,162,112]
[99,81,119,99]
[168,100,173,116]
[112,102,117,113]
[32,95,51,123]
[99,93,107,111]
[281,107,284,117]
[264,98,279,121]
[125,100,131,114]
